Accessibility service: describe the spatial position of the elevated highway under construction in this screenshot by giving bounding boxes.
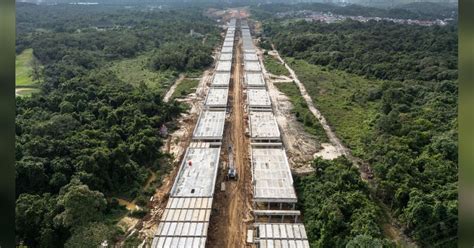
[151,12,310,248]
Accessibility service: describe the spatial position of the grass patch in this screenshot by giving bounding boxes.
[170,78,199,100]
[16,87,40,97]
[185,70,204,78]
[16,48,40,87]
[286,58,381,157]
[108,53,177,94]
[123,231,142,247]
[274,82,328,142]
[263,54,289,76]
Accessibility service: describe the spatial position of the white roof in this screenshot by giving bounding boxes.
[245,72,265,87]
[211,72,231,87]
[219,53,233,61]
[256,224,310,248]
[251,147,297,202]
[244,53,259,61]
[244,48,256,54]
[243,38,254,49]
[244,61,261,72]
[247,88,271,108]
[221,46,233,54]
[153,197,214,248]
[223,41,233,47]
[152,237,206,248]
[216,60,232,72]
[205,88,229,108]
[193,110,226,140]
[161,208,211,223]
[171,147,220,197]
[166,197,213,209]
[249,111,280,140]
[154,150,220,247]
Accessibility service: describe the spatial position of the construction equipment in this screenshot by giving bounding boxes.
[227,166,238,180]
[226,144,238,180]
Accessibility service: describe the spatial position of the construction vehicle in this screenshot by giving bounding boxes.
[226,144,238,180]
[227,166,238,180]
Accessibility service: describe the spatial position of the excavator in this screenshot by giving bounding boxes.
[226,144,238,180]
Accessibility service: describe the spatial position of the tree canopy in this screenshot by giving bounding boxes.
[296,158,394,247]
[15,3,220,246]
[255,5,458,247]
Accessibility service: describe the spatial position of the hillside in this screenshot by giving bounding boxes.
[254,4,458,247]
[15,3,220,246]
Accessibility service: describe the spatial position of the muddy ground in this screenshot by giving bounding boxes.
[206,16,254,248]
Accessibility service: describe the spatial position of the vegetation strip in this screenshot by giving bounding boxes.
[15,4,221,247]
[253,3,457,246]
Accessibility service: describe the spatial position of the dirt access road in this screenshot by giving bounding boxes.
[207,18,254,248]
[134,61,214,245]
[268,46,417,248]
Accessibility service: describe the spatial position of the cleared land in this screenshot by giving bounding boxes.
[263,54,289,77]
[274,82,328,142]
[16,48,37,86]
[171,78,200,100]
[109,53,177,92]
[16,48,40,96]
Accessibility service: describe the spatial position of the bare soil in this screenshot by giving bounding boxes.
[264,44,418,247]
[206,19,254,248]
[163,73,185,103]
[254,48,321,175]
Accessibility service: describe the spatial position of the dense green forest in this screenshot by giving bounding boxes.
[264,20,457,82]
[250,2,457,21]
[15,3,220,247]
[296,158,394,247]
[254,5,458,247]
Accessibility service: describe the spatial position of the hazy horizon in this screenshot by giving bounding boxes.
[16,0,458,7]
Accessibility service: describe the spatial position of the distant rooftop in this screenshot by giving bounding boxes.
[245,72,265,87]
[193,110,226,140]
[247,88,271,108]
[244,48,256,54]
[205,88,229,108]
[255,223,310,248]
[223,41,234,47]
[211,72,231,87]
[249,111,280,140]
[244,61,262,72]
[216,60,232,71]
[221,46,233,54]
[244,53,259,61]
[219,53,233,61]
